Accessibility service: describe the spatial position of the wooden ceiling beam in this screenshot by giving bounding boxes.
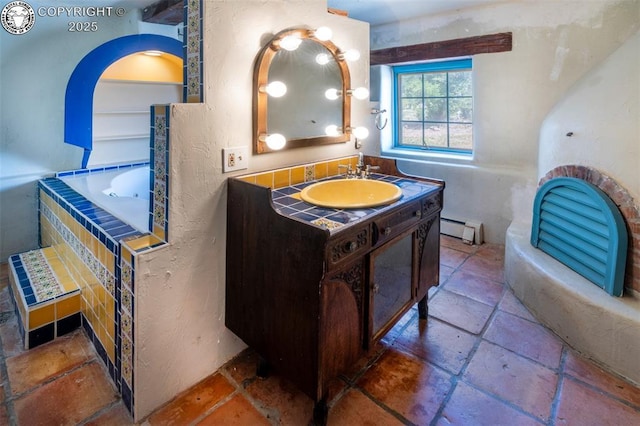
[370,32,512,66]
[142,0,184,25]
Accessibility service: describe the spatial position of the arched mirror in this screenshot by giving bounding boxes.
[254,28,351,154]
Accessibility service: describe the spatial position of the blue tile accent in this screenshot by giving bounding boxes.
[270,175,440,232]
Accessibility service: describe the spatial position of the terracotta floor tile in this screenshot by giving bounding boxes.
[197,394,269,426]
[498,290,537,322]
[146,373,235,425]
[483,310,563,369]
[341,339,388,382]
[85,402,133,425]
[440,264,455,283]
[394,317,477,374]
[357,347,452,425]
[0,286,14,314]
[328,389,404,425]
[245,372,315,425]
[440,246,470,268]
[459,255,504,283]
[223,348,258,386]
[440,236,479,254]
[563,350,640,408]
[463,341,558,421]
[0,316,27,359]
[475,243,505,261]
[554,377,640,425]
[381,307,416,345]
[14,362,118,426]
[428,289,495,334]
[0,403,8,425]
[438,382,541,426]
[7,330,96,395]
[444,270,504,307]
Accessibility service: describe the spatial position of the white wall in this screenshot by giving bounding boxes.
[132,1,370,419]
[539,30,640,202]
[0,2,142,260]
[367,0,639,243]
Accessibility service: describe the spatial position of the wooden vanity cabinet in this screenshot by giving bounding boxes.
[225,157,443,423]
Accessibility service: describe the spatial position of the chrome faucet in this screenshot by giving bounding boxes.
[355,152,380,179]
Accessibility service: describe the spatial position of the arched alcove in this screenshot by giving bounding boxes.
[65,34,183,168]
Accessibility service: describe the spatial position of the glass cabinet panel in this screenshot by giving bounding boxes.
[371,232,413,338]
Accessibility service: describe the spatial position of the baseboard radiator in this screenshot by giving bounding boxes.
[440,217,484,245]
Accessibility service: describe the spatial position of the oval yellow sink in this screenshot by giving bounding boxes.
[300,179,403,209]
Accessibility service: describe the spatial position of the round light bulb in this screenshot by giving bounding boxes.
[313,26,332,41]
[325,125,340,136]
[315,53,330,65]
[353,126,369,140]
[342,49,361,61]
[265,81,287,97]
[325,88,340,100]
[265,134,286,150]
[351,87,369,100]
[279,35,302,51]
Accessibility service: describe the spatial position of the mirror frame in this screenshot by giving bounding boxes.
[253,28,352,154]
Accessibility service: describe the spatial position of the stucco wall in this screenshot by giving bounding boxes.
[133,1,369,419]
[367,0,639,243]
[539,30,639,202]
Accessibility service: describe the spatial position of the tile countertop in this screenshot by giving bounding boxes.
[270,174,441,233]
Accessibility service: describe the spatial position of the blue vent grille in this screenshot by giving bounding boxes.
[531,177,627,296]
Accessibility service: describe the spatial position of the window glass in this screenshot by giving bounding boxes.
[393,59,473,154]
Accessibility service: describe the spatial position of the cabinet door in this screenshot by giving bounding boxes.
[369,231,414,341]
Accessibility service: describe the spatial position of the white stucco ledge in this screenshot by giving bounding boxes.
[505,221,640,387]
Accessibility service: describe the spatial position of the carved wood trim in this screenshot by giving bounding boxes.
[330,228,369,264]
[329,262,364,314]
[370,32,512,66]
[417,217,437,263]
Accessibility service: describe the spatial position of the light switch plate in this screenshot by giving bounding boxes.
[222,146,249,172]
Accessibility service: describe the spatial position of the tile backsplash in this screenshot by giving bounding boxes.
[239,156,359,189]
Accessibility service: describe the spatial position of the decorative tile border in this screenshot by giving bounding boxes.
[184,0,203,103]
[151,105,171,242]
[238,156,359,189]
[37,177,146,416]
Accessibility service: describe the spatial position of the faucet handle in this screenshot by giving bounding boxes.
[338,164,354,178]
[365,164,380,178]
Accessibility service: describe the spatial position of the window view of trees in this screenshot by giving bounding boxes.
[396,67,473,153]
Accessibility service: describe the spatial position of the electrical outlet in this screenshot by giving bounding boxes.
[222,146,249,172]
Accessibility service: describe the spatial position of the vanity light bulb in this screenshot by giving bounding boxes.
[264,134,286,150]
[325,125,340,137]
[351,87,370,100]
[279,35,302,51]
[342,49,361,61]
[353,126,369,140]
[313,26,332,41]
[265,81,287,98]
[325,88,341,100]
[315,53,331,65]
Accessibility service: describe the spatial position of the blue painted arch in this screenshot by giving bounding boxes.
[65,34,183,167]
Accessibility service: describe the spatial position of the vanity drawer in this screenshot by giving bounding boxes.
[372,200,423,246]
[422,192,443,219]
[327,226,370,270]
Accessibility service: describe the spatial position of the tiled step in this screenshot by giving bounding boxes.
[8,247,81,349]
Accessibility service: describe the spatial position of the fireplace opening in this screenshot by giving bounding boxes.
[531,176,627,296]
[538,165,639,295]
